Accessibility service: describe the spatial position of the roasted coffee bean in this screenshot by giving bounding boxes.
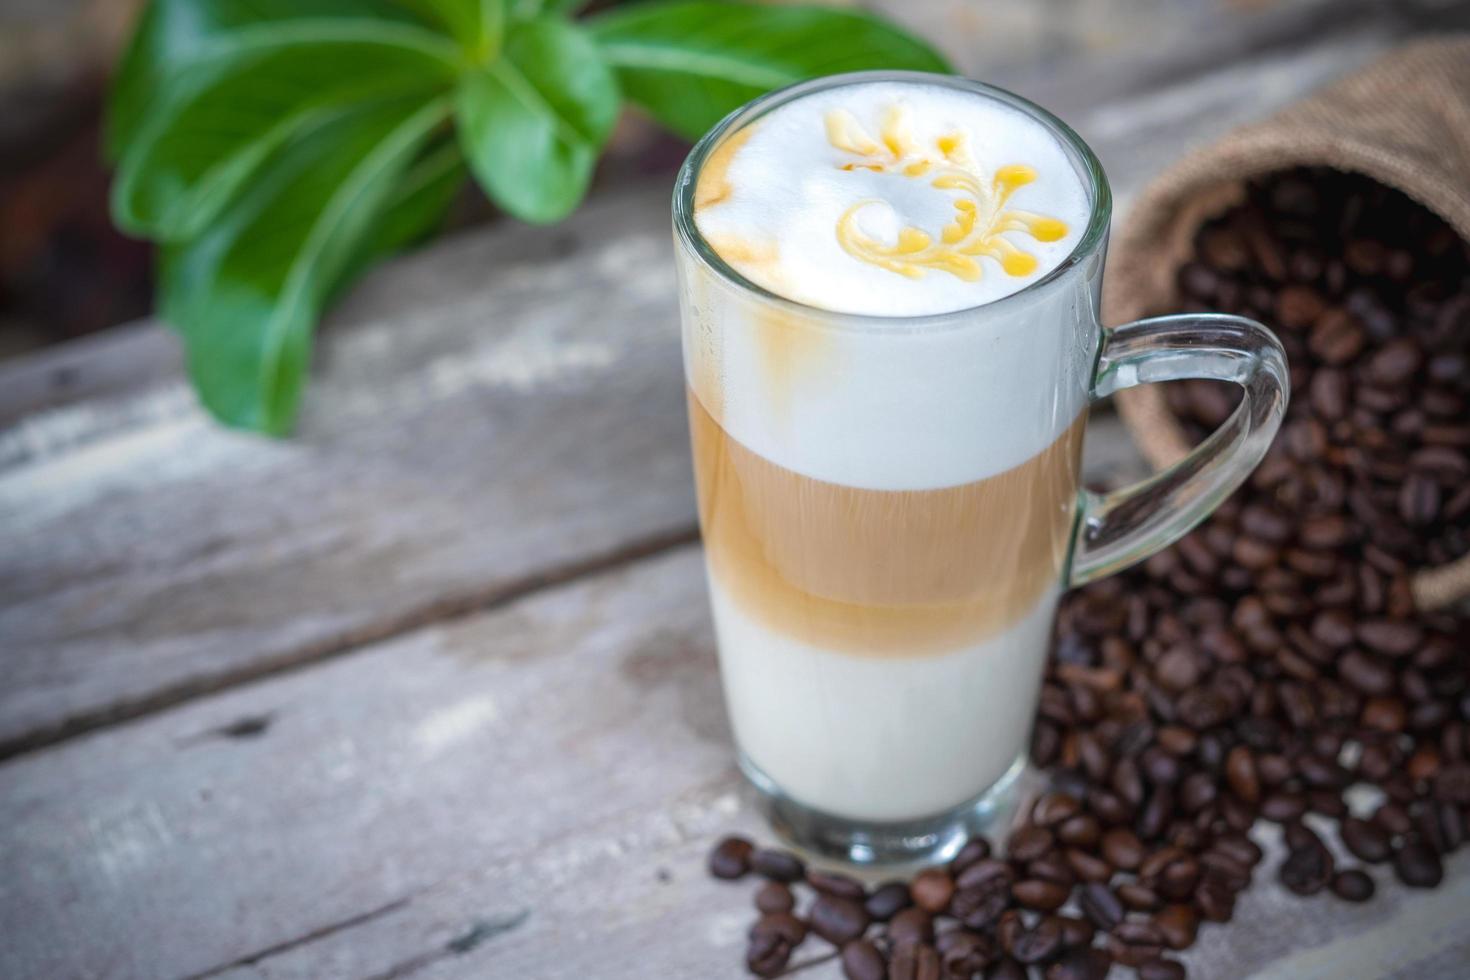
[708,836,754,879]
[987,957,1027,980]
[751,910,807,945]
[1138,957,1188,980]
[1057,814,1102,847]
[1394,840,1444,888]
[1179,772,1219,812]
[1309,308,1367,364]
[1374,802,1415,837]
[1362,696,1408,732]
[1079,882,1123,930]
[746,932,791,977]
[937,930,994,975]
[1009,826,1056,863]
[865,882,912,921]
[1258,753,1294,786]
[1140,747,1182,787]
[809,894,869,944]
[1013,879,1070,912]
[1331,869,1376,902]
[1011,918,1064,965]
[1117,881,1163,912]
[755,882,795,914]
[1339,649,1397,696]
[1105,934,1164,969]
[888,941,941,980]
[955,859,1014,891]
[909,869,954,915]
[1284,821,1325,852]
[1153,904,1199,950]
[751,847,805,883]
[1438,800,1465,851]
[1199,850,1252,890]
[1261,792,1307,823]
[1341,817,1393,862]
[1280,841,1334,896]
[1033,792,1083,827]
[1027,854,1076,887]
[887,907,934,946]
[1367,338,1423,385]
[1356,620,1423,657]
[950,838,993,875]
[808,870,867,900]
[1224,745,1261,803]
[1194,877,1236,923]
[950,882,1010,931]
[1308,789,1348,818]
[1435,763,1470,804]
[996,910,1025,957]
[1089,788,1132,826]
[841,939,886,980]
[1101,828,1144,871]
[1064,846,1105,887]
[1297,754,1349,789]
[1045,947,1113,980]
[1052,914,1095,949]
[1138,786,1175,840]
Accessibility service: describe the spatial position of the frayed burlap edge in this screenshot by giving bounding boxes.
[1102,36,1470,611]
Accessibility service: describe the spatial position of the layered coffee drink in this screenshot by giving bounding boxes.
[678,79,1099,824]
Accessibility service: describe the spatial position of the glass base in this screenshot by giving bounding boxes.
[739,751,1028,867]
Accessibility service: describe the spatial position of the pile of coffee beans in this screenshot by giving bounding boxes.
[708,169,1468,979]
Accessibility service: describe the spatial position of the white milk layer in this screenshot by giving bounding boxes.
[679,252,1099,490]
[695,81,1090,317]
[709,570,1059,822]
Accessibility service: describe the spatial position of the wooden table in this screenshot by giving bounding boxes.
[3,2,1468,977]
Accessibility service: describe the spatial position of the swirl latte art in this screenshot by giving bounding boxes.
[692,80,1089,316]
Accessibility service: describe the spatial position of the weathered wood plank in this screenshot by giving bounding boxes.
[0,184,698,755]
[1,547,1464,979]
[0,4,1445,754]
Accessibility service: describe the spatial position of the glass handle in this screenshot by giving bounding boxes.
[1067,313,1289,587]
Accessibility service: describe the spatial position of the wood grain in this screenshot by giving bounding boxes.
[0,547,1463,979]
[0,4,1436,756]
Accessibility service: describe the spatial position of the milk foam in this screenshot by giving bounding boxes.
[694,81,1090,317]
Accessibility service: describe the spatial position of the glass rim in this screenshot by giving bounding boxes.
[672,70,1113,332]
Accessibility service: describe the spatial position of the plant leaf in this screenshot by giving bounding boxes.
[455,17,619,223]
[113,37,457,240]
[338,138,468,293]
[509,0,590,20]
[161,96,452,434]
[395,0,504,58]
[107,0,432,161]
[588,1,951,141]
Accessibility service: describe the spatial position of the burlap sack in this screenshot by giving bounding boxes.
[1104,36,1470,612]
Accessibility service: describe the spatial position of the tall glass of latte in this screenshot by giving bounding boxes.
[674,72,1288,864]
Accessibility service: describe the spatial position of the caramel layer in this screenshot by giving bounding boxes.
[690,390,1086,656]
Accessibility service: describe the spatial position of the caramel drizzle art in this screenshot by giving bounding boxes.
[825,105,1069,281]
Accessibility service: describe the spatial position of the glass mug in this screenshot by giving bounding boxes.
[672,72,1288,864]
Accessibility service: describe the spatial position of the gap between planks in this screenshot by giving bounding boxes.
[0,525,698,764]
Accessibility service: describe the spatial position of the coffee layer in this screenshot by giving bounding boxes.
[689,389,1086,656]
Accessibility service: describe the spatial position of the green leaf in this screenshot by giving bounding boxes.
[161,97,452,434]
[455,17,618,223]
[107,0,430,161]
[339,139,468,292]
[588,1,951,140]
[113,38,456,240]
[395,0,504,58]
[510,0,590,20]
